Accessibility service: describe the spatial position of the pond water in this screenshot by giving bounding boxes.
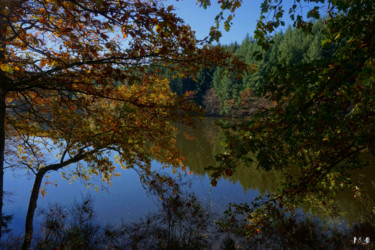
[4,118,375,236]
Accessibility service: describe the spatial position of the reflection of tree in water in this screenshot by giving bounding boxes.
[174,118,219,176]
[176,118,375,227]
[175,118,282,194]
[4,180,370,249]
[325,153,375,226]
[297,153,375,229]
[5,180,370,250]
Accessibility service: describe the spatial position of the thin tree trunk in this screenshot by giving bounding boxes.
[0,88,6,242]
[21,169,46,250]
[21,153,88,249]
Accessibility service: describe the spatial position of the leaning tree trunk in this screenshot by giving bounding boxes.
[21,152,88,250]
[21,169,47,250]
[0,88,6,242]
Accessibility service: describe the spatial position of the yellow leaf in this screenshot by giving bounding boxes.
[0,64,11,72]
[40,187,46,197]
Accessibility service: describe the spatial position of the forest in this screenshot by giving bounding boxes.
[165,20,335,116]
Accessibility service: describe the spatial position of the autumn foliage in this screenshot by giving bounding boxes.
[0,0,250,248]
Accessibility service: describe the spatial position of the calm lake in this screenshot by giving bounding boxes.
[4,118,375,235]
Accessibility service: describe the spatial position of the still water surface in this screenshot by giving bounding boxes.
[4,118,375,235]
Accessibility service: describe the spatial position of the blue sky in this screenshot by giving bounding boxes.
[170,0,326,45]
[171,0,262,45]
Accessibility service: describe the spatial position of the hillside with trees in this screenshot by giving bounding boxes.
[166,20,336,117]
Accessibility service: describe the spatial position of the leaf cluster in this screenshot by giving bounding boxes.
[212,0,375,231]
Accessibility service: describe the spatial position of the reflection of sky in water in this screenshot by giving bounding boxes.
[6,118,374,236]
[4,160,258,235]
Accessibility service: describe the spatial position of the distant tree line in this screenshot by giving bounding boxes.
[164,20,336,115]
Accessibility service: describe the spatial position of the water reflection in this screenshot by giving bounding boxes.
[175,118,283,194]
[4,117,375,237]
[3,118,255,236]
[176,118,375,226]
[335,154,375,225]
